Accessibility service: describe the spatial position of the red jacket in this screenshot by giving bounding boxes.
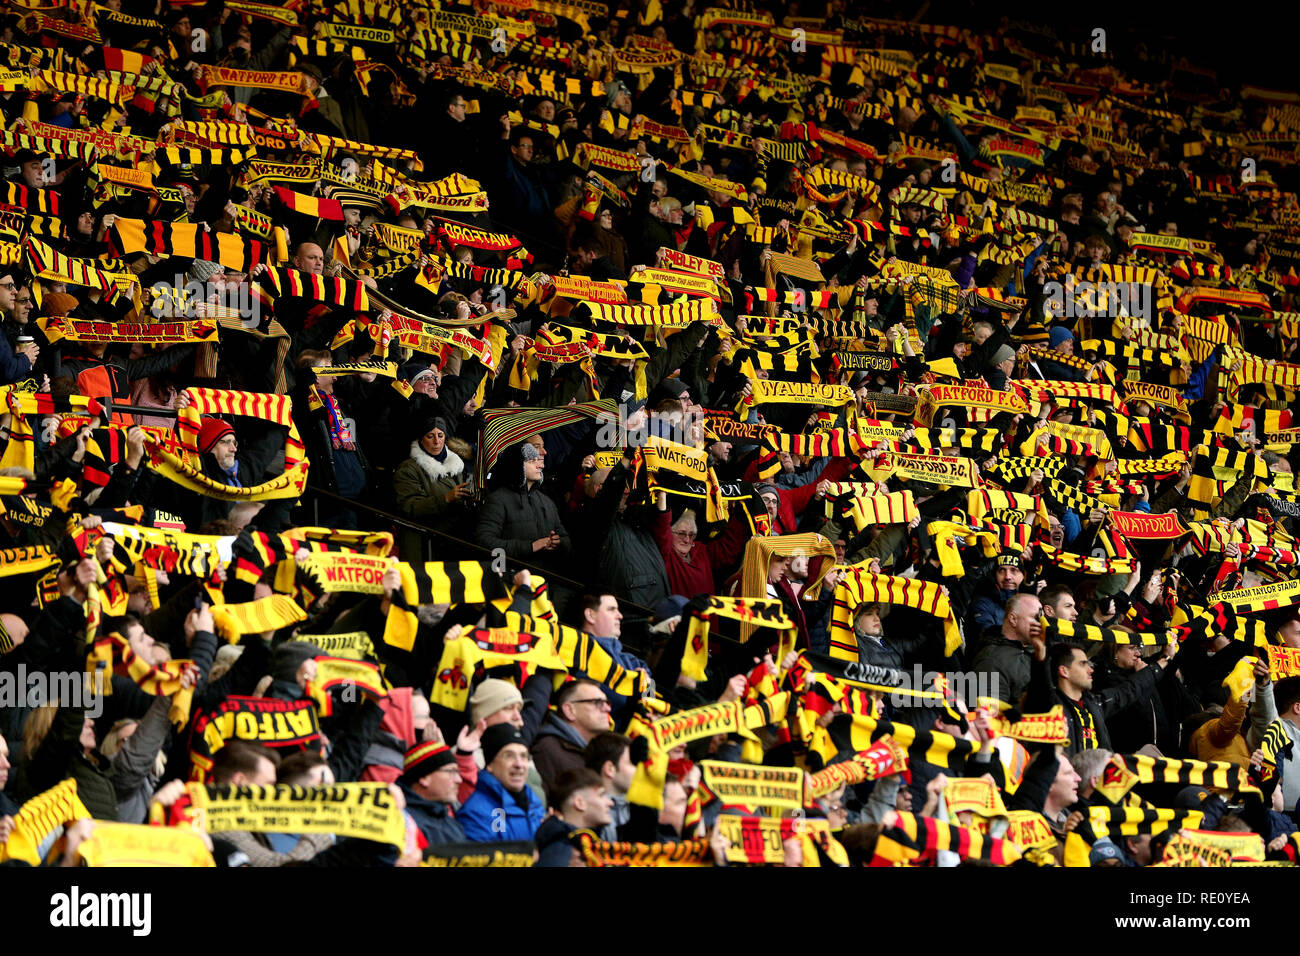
[653,507,750,597]
[743,457,855,535]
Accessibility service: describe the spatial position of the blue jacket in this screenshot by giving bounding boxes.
[970,586,1016,633]
[458,769,545,843]
[400,786,467,847]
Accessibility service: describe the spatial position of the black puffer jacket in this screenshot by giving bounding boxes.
[474,443,571,571]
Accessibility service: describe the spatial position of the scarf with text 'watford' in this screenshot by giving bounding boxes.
[187,695,321,781]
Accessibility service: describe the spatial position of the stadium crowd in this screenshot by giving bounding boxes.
[1,0,1300,868]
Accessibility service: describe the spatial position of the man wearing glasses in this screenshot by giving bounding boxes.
[0,268,38,384]
[531,679,612,793]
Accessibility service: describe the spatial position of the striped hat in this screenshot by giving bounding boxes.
[401,741,455,784]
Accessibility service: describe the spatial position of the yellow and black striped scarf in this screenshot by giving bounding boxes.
[828,569,960,660]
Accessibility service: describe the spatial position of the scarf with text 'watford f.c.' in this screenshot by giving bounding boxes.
[165,782,405,849]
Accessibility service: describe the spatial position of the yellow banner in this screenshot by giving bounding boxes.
[297,552,393,593]
[551,274,628,303]
[944,777,1008,817]
[714,815,832,864]
[186,782,406,848]
[629,268,719,298]
[641,435,708,481]
[291,630,376,660]
[700,761,805,810]
[321,22,394,43]
[871,452,979,488]
[77,822,215,867]
[659,247,725,282]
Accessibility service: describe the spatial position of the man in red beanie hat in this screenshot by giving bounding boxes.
[198,417,240,485]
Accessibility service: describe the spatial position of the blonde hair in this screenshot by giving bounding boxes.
[22,704,57,757]
[296,349,332,368]
[102,718,167,778]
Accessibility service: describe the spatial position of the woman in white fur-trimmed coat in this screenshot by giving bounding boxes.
[392,416,474,560]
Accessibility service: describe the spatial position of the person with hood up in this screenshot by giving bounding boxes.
[475,439,573,607]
